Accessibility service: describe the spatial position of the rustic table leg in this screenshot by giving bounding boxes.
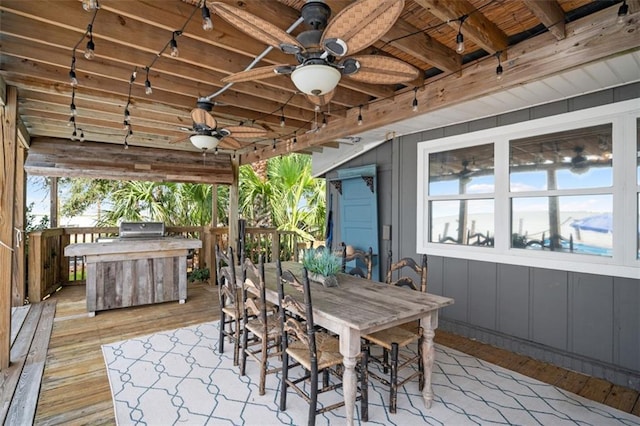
[340,328,360,426]
[421,312,437,408]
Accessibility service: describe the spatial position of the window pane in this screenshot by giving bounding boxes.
[429,144,494,195]
[510,124,612,192]
[430,199,494,246]
[511,194,612,256]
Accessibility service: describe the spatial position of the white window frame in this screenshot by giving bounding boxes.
[416,99,640,279]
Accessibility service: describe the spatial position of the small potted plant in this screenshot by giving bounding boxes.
[302,247,341,287]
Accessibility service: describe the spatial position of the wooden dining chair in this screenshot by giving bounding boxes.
[239,255,282,395]
[362,251,428,413]
[276,260,368,426]
[216,244,243,366]
[340,242,373,279]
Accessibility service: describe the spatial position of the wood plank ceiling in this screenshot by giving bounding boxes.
[1,0,638,168]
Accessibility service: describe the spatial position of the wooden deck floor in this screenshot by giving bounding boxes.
[35,283,640,424]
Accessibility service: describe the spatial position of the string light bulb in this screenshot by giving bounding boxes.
[293,132,297,144]
[82,0,98,11]
[456,15,467,54]
[124,107,130,121]
[617,1,628,24]
[84,25,95,60]
[272,139,277,151]
[357,105,363,126]
[322,114,327,128]
[495,51,504,81]
[202,2,213,31]
[412,87,418,112]
[79,129,85,142]
[68,116,75,127]
[144,67,153,95]
[170,32,180,57]
[280,108,285,127]
[69,69,78,87]
[70,102,77,116]
[214,147,219,155]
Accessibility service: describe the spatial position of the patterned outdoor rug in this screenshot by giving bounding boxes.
[102,321,639,425]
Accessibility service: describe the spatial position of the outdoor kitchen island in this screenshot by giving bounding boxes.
[64,235,202,317]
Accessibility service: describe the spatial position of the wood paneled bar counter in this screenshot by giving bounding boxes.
[64,237,202,316]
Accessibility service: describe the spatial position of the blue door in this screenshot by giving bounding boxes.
[335,165,379,280]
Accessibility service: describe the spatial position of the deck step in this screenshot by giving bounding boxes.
[0,300,57,425]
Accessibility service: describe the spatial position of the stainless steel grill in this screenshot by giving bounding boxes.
[118,222,165,239]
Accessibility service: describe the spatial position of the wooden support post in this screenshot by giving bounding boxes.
[1,85,18,370]
[49,177,58,228]
[12,142,26,306]
[228,157,239,262]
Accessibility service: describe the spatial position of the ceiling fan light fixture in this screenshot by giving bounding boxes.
[190,134,220,151]
[290,64,341,96]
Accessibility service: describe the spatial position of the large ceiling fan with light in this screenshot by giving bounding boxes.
[173,98,267,153]
[210,0,420,106]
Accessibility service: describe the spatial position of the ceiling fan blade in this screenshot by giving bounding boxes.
[345,55,420,84]
[190,108,217,129]
[218,137,243,150]
[321,0,404,57]
[221,65,290,84]
[305,90,335,107]
[210,2,303,53]
[224,126,267,138]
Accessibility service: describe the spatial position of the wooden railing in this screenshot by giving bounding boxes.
[27,226,305,302]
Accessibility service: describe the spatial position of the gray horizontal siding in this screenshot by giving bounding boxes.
[325,83,640,390]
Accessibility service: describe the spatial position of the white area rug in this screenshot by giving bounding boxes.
[102,321,640,425]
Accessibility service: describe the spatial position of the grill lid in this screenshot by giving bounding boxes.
[119,222,165,238]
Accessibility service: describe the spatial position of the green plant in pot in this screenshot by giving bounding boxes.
[302,247,341,287]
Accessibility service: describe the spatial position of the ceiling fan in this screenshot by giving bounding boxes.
[173,98,267,153]
[210,0,420,106]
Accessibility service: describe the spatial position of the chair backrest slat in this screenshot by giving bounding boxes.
[385,250,428,293]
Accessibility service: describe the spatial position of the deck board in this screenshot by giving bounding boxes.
[31,283,640,424]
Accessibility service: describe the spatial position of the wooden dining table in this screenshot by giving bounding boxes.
[258,261,454,425]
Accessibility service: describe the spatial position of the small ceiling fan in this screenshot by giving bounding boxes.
[173,98,267,153]
[210,0,420,106]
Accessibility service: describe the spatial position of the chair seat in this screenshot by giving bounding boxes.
[245,314,281,339]
[364,325,422,349]
[286,332,342,371]
[221,306,241,318]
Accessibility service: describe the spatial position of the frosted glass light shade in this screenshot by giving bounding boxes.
[190,134,220,150]
[290,65,341,96]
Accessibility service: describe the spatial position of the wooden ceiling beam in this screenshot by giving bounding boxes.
[522,0,566,40]
[413,0,509,55]
[25,138,234,184]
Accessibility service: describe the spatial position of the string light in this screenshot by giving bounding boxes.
[144,67,153,95]
[202,1,213,31]
[70,88,77,116]
[412,87,418,112]
[69,56,78,87]
[79,129,85,142]
[495,51,503,81]
[617,0,628,24]
[321,114,327,128]
[280,108,285,127]
[214,147,219,155]
[456,15,467,54]
[68,116,75,127]
[170,31,181,57]
[293,132,297,144]
[272,139,277,151]
[84,24,95,60]
[357,105,363,126]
